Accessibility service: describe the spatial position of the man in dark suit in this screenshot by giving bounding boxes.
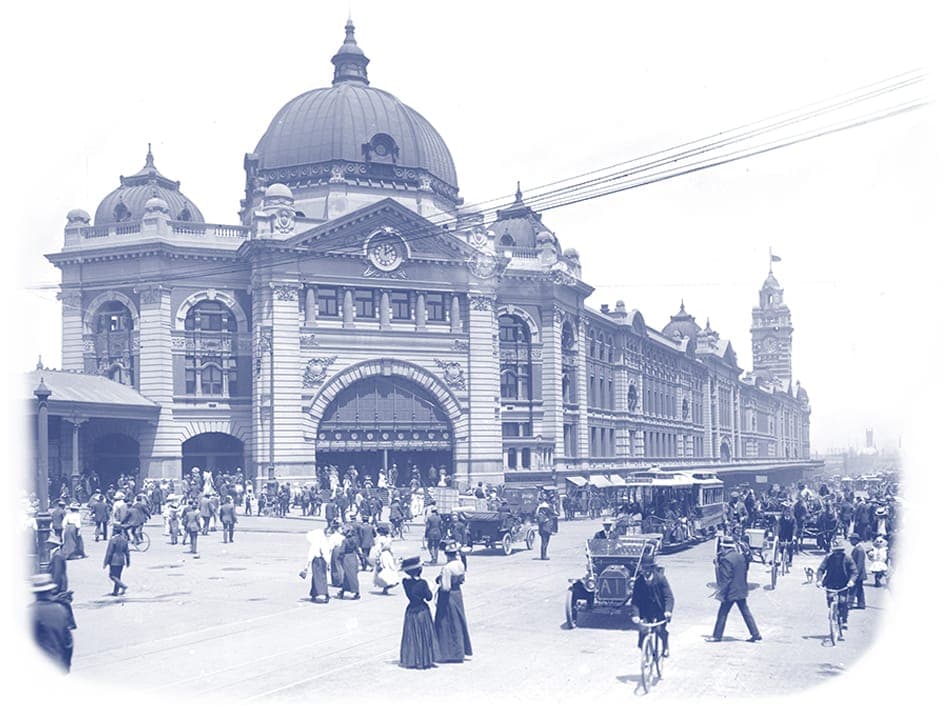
[629,554,675,657]
[848,533,867,609]
[708,535,762,642]
[536,498,557,560]
[103,524,131,596]
[31,574,74,673]
[89,493,110,541]
[219,496,238,543]
[50,500,67,542]
[425,508,442,565]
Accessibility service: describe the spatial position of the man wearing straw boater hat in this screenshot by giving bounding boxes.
[30,573,74,672]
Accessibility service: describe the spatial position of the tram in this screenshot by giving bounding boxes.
[620,468,725,545]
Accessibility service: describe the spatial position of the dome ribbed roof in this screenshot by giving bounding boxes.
[251,21,457,193]
[487,184,560,250]
[662,301,701,341]
[94,146,204,225]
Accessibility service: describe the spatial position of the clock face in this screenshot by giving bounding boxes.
[764,337,777,352]
[365,229,407,273]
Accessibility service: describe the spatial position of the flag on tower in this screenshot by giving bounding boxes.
[770,252,782,262]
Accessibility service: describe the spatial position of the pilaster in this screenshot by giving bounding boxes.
[58,289,84,371]
[461,293,503,486]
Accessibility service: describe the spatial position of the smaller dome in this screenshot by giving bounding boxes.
[662,301,701,342]
[144,196,169,213]
[536,230,555,245]
[264,183,293,201]
[66,208,90,225]
[563,248,579,259]
[762,271,781,290]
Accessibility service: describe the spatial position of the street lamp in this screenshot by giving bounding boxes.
[34,377,52,572]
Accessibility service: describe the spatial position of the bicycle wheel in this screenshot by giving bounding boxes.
[640,632,657,692]
[137,532,150,552]
[828,600,838,646]
[653,631,663,678]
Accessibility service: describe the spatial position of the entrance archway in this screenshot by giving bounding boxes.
[316,375,453,486]
[720,440,732,463]
[182,433,245,477]
[91,433,140,484]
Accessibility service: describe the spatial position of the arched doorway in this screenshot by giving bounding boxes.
[316,375,453,486]
[720,440,731,463]
[91,433,140,485]
[182,433,245,477]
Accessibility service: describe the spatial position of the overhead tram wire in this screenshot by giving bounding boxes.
[27,72,928,291]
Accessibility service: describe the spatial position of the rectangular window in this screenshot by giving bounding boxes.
[609,429,615,457]
[507,448,517,470]
[201,365,223,395]
[589,375,596,406]
[317,287,338,316]
[520,422,532,437]
[228,368,238,397]
[521,448,531,469]
[390,290,411,320]
[185,367,196,395]
[426,293,445,321]
[502,422,520,437]
[500,371,517,400]
[354,289,375,318]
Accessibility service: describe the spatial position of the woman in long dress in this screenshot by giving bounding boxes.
[399,556,438,669]
[62,503,86,560]
[337,526,361,599]
[328,522,345,587]
[434,541,472,662]
[305,528,330,603]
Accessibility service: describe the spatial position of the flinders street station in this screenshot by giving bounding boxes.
[32,20,813,492]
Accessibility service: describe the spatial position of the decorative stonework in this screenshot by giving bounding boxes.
[434,359,466,390]
[329,165,345,183]
[57,289,82,306]
[453,339,470,353]
[137,285,168,304]
[171,336,186,350]
[467,251,498,279]
[300,334,320,348]
[542,261,577,286]
[531,347,543,361]
[466,227,489,249]
[303,356,338,388]
[272,284,299,302]
[363,227,409,278]
[274,208,295,234]
[553,307,566,325]
[82,338,95,353]
[469,294,495,312]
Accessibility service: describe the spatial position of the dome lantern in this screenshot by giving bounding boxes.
[331,17,370,86]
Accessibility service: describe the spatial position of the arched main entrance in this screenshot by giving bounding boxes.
[182,433,245,476]
[316,375,453,486]
[91,433,140,484]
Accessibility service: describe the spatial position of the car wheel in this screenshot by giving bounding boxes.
[565,589,579,629]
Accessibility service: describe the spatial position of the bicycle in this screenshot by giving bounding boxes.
[819,586,849,645]
[637,619,668,692]
[128,529,151,552]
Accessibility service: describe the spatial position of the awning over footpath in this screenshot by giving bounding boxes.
[588,475,611,488]
[566,476,588,487]
[25,369,159,421]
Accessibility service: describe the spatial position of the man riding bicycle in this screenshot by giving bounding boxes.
[776,502,796,569]
[816,536,858,632]
[629,554,675,658]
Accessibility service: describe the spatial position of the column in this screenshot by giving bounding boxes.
[305,287,317,326]
[58,289,84,371]
[342,288,354,328]
[136,285,178,479]
[575,318,590,467]
[68,416,87,482]
[461,293,503,486]
[380,291,391,330]
[415,293,426,331]
[543,307,564,463]
[450,295,462,333]
[269,282,315,482]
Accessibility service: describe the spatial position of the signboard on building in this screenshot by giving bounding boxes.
[755,475,768,483]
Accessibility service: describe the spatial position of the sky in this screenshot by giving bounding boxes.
[1,0,941,711]
[2,0,938,456]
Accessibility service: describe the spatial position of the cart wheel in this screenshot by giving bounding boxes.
[525,529,536,550]
[770,539,778,589]
[501,533,513,555]
[565,589,579,629]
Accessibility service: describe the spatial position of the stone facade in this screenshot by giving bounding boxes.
[45,21,811,489]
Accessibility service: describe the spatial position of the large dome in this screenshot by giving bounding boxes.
[94,146,204,225]
[248,20,458,203]
[662,302,701,342]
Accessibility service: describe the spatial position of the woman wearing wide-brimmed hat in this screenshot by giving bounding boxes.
[373,529,400,594]
[398,556,438,669]
[433,540,472,662]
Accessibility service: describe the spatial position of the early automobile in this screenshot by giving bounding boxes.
[564,533,663,628]
[461,510,536,555]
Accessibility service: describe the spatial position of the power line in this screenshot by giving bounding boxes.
[27,71,928,291]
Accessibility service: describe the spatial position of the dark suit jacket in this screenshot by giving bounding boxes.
[103,535,130,568]
[628,568,675,620]
[219,503,237,523]
[425,514,442,540]
[716,547,750,601]
[49,552,68,594]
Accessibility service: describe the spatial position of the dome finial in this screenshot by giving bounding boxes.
[36,354,44,370]
[332,17,370,85]
[145,143,154,168]
[515,180,522,203]
[680,298,686,313]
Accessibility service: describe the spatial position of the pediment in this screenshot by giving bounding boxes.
[290,198,475,265]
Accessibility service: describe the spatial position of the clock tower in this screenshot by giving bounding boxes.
[751,270,793,386]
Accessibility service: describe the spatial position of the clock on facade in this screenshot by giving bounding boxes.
[364,228,407,273]
[763,336,777,352]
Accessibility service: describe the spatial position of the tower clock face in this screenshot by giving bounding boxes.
[764,337,777,352]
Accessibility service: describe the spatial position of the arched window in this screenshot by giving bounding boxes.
[92,300,135,386]
[184,300,239,397]
[499,315,532,402]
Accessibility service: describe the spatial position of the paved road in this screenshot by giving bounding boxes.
[60,511,888,701]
